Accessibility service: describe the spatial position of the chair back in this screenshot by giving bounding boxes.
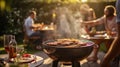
[23,25,29,43]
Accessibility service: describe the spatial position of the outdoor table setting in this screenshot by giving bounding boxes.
[32,23,55,37]
[32,23,55,31]
[87,35,114,51]
[80,31,116,61]
[2,35,44,67]
[85,31,115,50]
[2,53,44,67]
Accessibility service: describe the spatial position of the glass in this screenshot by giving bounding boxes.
[4,35,17,59]
[16,46,25,56]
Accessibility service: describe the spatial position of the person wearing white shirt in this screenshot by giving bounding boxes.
[24,11,41,37]
[24,11,41,50]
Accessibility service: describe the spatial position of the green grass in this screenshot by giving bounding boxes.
[99,43,107,52]
[23,44,40,54]
[0,49,7,54]
[0,44,39,54]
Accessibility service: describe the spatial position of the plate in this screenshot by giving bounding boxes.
[94,35,106,38]
[28,55,44,67]
[17,54,35,63]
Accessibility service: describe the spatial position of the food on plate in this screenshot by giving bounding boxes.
[22,54,31,58]
[18,54,35,63]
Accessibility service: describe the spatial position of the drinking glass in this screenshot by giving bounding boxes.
[16,46,25,56]
[4,35,12,52]
[4,35,12,59]
[4,35,17,59]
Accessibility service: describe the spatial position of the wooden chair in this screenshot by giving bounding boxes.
[23,26,40,48]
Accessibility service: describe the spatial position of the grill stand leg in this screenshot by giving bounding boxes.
[52,60,59,67]
[72,61,81,67]
[52,60,81,67]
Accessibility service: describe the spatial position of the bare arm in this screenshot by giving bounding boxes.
[83,20,100,26]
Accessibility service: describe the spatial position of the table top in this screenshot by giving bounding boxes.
[33,24,55,31]
[81,34,115,40]
[81,34,115,44]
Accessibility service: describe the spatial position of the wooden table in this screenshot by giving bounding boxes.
[87,37,114,51]
[81,35,115,61]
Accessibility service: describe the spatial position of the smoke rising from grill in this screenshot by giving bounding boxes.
[55,7,87,39]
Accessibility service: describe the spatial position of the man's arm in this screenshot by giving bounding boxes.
[83,16,104,26]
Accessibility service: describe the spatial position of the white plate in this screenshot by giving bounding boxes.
[94,35,106,38]
[18,54,35,63]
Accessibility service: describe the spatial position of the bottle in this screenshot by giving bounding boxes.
[9,35,17,59]
[90,27,96,36]
[50,22,54,30]
[41,22,44,30]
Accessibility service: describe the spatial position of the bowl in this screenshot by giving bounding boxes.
[42,39,94,61]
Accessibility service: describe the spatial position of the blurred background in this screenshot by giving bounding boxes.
[0,0,116,45]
